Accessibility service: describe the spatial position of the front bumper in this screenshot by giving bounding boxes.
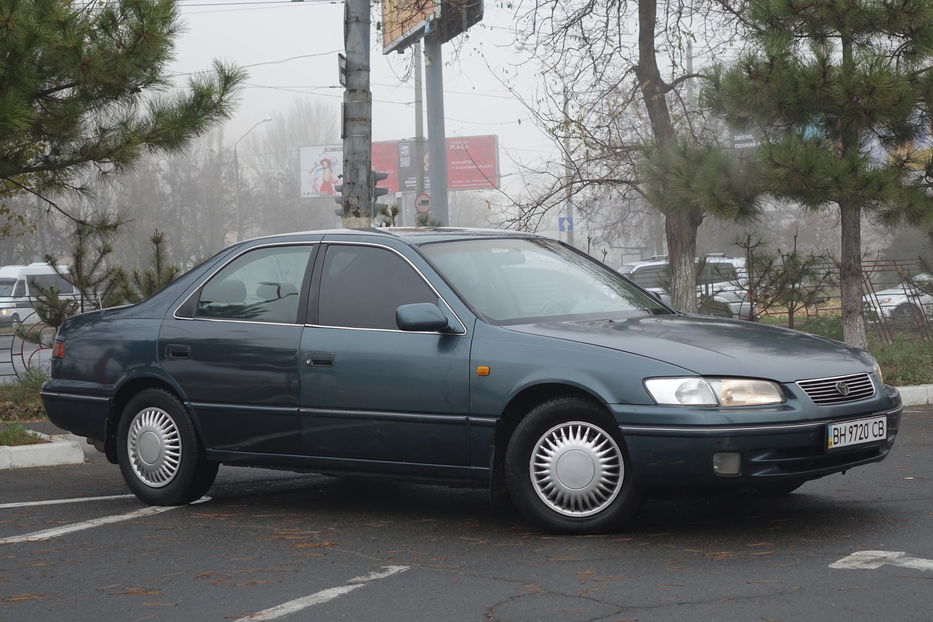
[618,407,900,491]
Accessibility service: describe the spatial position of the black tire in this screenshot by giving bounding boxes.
[504,396,643,534]
[117,388,218,505]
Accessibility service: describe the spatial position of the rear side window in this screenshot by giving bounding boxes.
[317,245,437,330]
[27,273,75,296]
[196,245,313,324]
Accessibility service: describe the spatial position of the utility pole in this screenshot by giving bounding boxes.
[563,88,575,247]
[341,0,373,227]
[424,32,448,226]
[414,40,425,198]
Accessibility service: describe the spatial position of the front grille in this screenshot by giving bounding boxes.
[797,373,875,405]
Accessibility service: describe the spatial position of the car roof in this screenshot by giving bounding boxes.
[246,227,539,247]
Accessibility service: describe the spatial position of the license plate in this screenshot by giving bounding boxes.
[827,416,887,450]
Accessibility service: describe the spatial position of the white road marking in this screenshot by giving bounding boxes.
[0,494,135,510]
[0,497,210,545]
[830,550,933,571]
[235,565,410,621]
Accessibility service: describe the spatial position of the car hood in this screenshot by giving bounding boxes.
[507,314,874,383]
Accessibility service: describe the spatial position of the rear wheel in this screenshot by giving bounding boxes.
[117,388,217,505]
[505,397,643,534]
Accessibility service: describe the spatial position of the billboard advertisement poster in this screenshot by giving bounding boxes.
[299,135,498,198]
[299,145,343,198]
[397,135,498,192]
[372,141,401,193]
[447,135,498,190]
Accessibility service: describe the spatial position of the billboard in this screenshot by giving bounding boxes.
[383,0,484,54]
[397,135,498,192]
[299,135,498,197]
[382,0,438,55]
[299,145,343,198]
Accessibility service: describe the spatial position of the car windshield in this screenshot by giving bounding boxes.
[0,279,14,296]
[421,237,671,324]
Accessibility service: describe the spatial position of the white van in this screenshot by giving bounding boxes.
[0,263,75,327]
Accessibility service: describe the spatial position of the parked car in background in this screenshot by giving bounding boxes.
[863,273,933,321]
[620,254,753,319]
[42,229,900,534]
[0,263,75,327]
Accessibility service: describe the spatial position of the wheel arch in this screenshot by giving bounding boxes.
[489,382,608,499]
[106,374,191,464]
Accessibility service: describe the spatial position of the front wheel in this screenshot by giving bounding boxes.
[505,397,643,534]
[117,388,218,505]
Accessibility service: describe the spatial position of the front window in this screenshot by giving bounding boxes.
[0,279,14,297]
[317,244,438,330]
[422,238,670,324]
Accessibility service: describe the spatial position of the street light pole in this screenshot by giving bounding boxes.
[233,116,272,241]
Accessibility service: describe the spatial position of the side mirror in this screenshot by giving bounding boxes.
[396,303,451,333]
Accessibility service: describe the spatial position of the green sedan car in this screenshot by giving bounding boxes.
[41,228,901,533]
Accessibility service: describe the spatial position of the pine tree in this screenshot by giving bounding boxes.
[704,0,933,348]
[0,0,243,217]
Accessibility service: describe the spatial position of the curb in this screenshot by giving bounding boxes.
[899,384,933,407]
[0,432,85,470]
[2,385,932,470]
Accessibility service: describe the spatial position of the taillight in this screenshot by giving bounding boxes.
[52,340,65,359]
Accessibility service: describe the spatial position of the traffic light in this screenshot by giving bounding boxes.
[371,171,389,202]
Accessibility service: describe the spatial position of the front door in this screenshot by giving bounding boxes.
[299,242,471,473]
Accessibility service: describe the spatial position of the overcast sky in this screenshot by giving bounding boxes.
[167,0,557,188]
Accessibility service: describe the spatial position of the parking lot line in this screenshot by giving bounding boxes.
[0,497,210,545]
[234,565,410,621]
[0,494,135,510]
[830,550,933,571]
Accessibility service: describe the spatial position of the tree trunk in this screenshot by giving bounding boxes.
[665,206,702,312]
[636,0,701,313]
[839,201,867,349]
[837,35,867,349]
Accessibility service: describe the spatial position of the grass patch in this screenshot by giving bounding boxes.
[0,422,45,446]
[870,338,933,387]
[0,369,48,422]
[764,315,933,385]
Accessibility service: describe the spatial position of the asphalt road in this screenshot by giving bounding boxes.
[2,403,932,621]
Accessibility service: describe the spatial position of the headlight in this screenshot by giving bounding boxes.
[872,361,884,386]
[645,377,785,406]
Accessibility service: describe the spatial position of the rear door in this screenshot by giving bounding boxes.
[159,243,316,455]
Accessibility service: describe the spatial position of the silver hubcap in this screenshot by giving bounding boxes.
[127,407,182,488]
[530,421,624,517]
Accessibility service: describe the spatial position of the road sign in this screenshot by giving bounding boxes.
[559,216,573,232]
[415,193,431,214]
